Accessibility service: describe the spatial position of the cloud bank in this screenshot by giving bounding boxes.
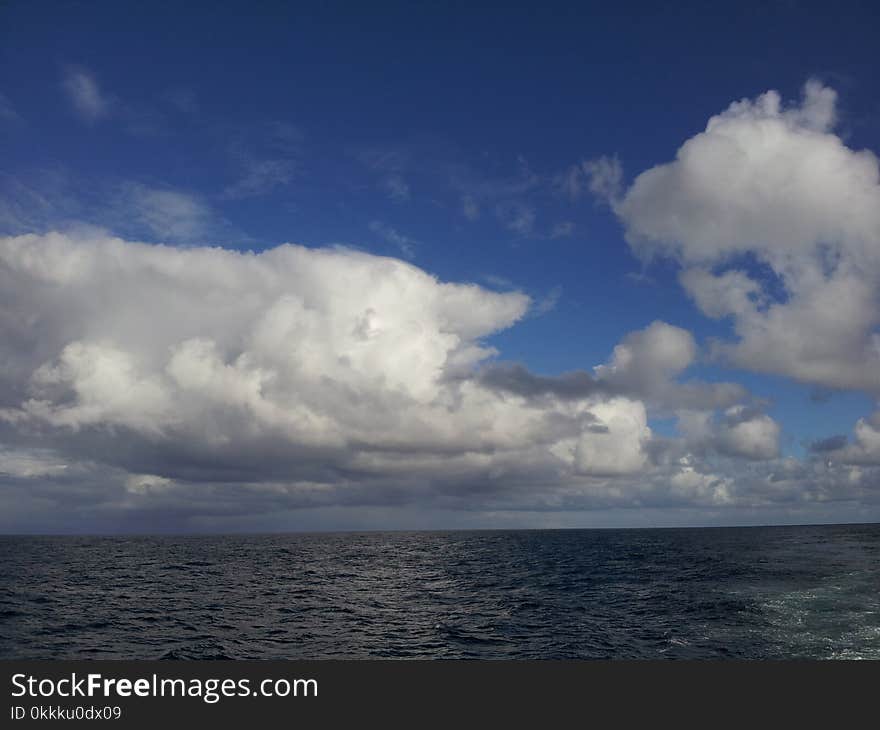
[0,230,807,530]
[3,80,880,530]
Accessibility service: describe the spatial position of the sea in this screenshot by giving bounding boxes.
[1,523,879,660]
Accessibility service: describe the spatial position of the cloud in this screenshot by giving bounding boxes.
[554,156,622,205]
[368,220,418,258]
[163,88,199,115]
[1,232,870,530]
[570,398,651,476]
[809,434,848,453]
[0,447,69,479]
[0,92,21,123]
[583,156,623,205]
[717,406,781,460]
[0,171,228,245]
[554,163,584,200]
[550,221,575,239]
[676,406,781,461]
[593,321,748,411]
[495,201,536,236]
[533,285,562,315]
[609,80,880,394]
[222,122,302,200]
[0,169,79,234]
[478,320,745,414]
[223,159,298,200]
[462,195,480,221]
[816,411,880,466]
[62,66,110,123]
[1,232,567,492]
[382,175,410,202]
[119,184,214,242]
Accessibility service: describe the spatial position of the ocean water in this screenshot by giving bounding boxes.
[1,524,879,660]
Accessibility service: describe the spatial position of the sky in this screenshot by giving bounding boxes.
[2,0,880,532]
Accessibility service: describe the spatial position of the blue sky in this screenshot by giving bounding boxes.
[2,1,880,530]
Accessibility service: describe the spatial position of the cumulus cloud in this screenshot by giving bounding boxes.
[570,398,651,476]
[593,321,747,411]
[816,411,880,466]
[0,231,869,530]
[477,320,748,444]
[610,80,880,393]
[0,232,762,527]
[677,407,781,461]
[3,233,615,493]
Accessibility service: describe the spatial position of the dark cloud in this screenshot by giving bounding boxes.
[476,362,607,401]
[809,434,849,453]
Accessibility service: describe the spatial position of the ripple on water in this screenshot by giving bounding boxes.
[1,525,879,659]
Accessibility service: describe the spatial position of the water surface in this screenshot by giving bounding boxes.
[2,524,879,659]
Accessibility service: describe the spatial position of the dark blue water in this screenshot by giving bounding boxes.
[2,524,879,659]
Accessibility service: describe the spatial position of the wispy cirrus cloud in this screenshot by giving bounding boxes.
[494,201,536,236]
[62,66,111,123]
[382,174,410,203]
[118,183,215,242]
[59,65,201,137]
[368,220,418,258]
[0,92,22,123]
[550,221,575,239]
[461,195,480,221]
[554,155,622,205]
[0,167,230,245]
[222,121,302,200]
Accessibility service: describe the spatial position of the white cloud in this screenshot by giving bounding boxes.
[594,320,746,411]
[717,407,781,460]
[124,473,174,494]
[62,67,110,123]
[677,406,781,461]
[596,320,696,388]
[1,232,869,529]
[572,398,651,476]
[610,80,880,393]
[3,232,586,483]
[818,411,880,466]
[668,457,733,505]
